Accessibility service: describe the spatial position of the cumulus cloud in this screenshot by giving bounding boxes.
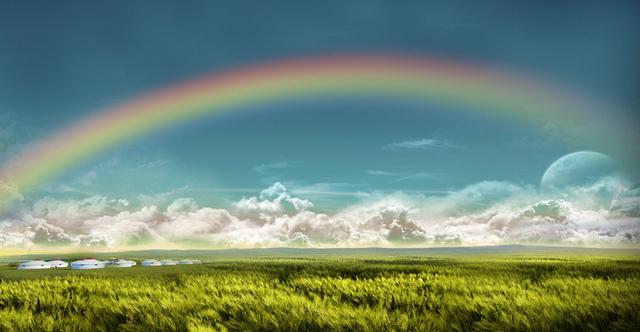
[359,207,426,242]
[1,180,638,248]
[158,207,235,240]
[80,206,164,246]
[233,182,313,223]
[0,214,77,247]
[32,196,129,228]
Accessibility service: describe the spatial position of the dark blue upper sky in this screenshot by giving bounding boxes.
[0,0,638,209]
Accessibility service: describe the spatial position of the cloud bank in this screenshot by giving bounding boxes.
[1,180,638,248]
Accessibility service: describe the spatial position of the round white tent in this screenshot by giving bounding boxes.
[71,259,105,270]
[17,260,52,270]
[108,259,136,268]
[192,259,202,264]
[178,259,193,265]
[49,260,69,268]
[161,259,177,266]
[141,259,161,267]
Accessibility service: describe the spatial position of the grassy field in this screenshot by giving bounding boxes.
[0,247,639,331]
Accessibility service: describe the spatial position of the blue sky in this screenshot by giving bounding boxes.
[0,1,638,248]
[2,1,638,208]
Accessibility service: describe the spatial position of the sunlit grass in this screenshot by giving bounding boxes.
[0,255,638,331]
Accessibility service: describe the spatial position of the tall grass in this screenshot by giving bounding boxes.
[0,256,638,331]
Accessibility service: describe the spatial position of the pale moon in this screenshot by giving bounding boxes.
[540,151,617,189]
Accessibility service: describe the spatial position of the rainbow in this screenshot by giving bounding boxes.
[0,54,618,209]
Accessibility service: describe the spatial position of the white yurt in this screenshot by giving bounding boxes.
[17,260,52,270]
[161,259,177,266]
[113,259,136,268]
[192,259,202,264]
[141,259,162,267]
[71,259,105,270]
[49,260,69,268]
[178,259,193,265]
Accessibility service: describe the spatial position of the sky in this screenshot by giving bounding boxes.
[0,1,639,249]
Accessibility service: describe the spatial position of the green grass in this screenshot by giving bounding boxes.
[0,253,639,331]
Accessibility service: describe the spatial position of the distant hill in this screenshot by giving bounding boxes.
[1,245,638,263]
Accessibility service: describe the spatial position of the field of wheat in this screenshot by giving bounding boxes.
[0,254,639,331]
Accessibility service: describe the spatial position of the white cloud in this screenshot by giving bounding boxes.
[79,206,164,246]
[158,207,235,240]
[1,179,638,248]
[0,231,31,247]
[27,221,77,246]
[233,182,313,223]
[32,196,129,228]
[165,197,199,217]
[384,138,456,150]
[359,207,426,242]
